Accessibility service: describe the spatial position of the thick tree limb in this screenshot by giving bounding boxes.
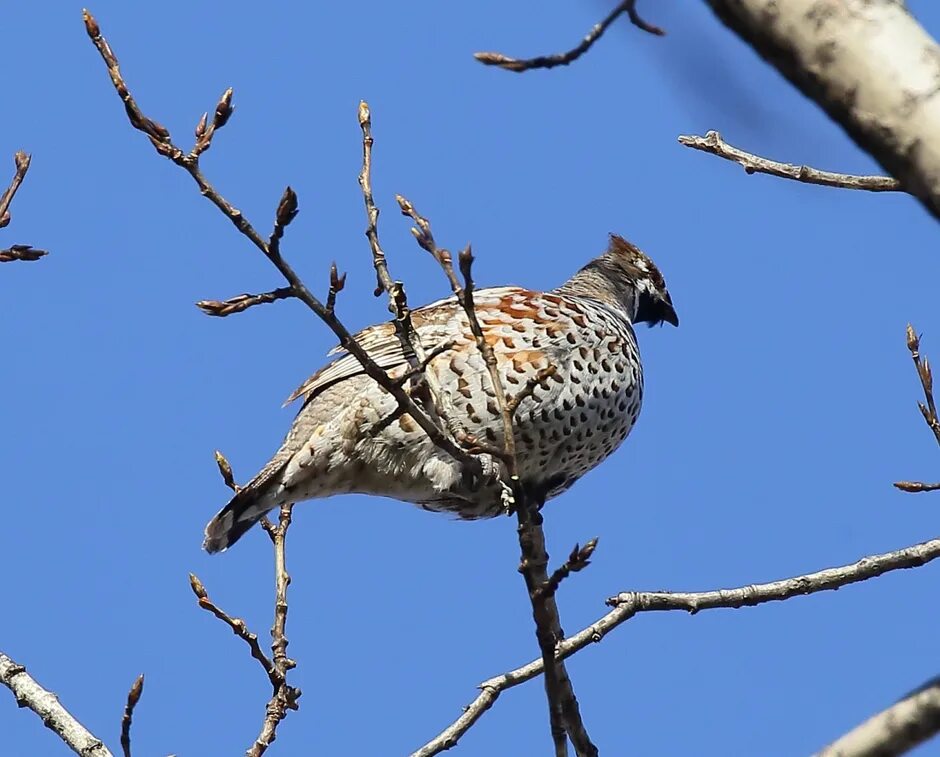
[815,677,940,757]
[0,652,112,757]
[413,537,940,756]
[678,131,902,192]
[474,1,663,73]
[703,0,940,221]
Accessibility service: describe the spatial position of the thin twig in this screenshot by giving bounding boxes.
[83,10,483,480]
[412,537,940,757]
[815,676,940,757]
[0,151,46,263]
[397,195,595,756]
[248,504,300,757]
[895,326,940,493]
[0,244,48,263]
[0,652,112,757]
[119,674,144,757]
[678,131,902,192]
[536,540,599,602]
[188,573,280,692]
[474,0,664,73]
[0,151,31,229]
[196,287,294,317]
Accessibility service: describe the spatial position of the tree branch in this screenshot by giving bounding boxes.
[0,151,47,263]
[413,537,940,757]
[249,505,300,757]
[196,287,294,317]
[474,0,663,73]
[815,677,940,757]
[396,196,596,756]
[702,0,940,221]
[0,652,112,757]
[119,674,143,757]
[0,244,47,263]
[678,131,902,192]
[895,325,940,494]
[0,151,31,229]
[82,8,482,481]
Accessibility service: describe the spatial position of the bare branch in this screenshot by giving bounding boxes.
[815,677,940,757]
[397,195,596,755]
[0,652,112,757]
[678,131,902,192]
[474,0,663,73]
[248,504,301,757]
[119,674,144,757]
[0,244,48,263]
[413,537,940,756]
[702,0,940,220]
[326,262,346,314]
[196,288,294,317]
[189,573,279,691]
[83,9,483,480]
[536,539,599,602]
[895,326,940,493]
[0,151,31,229]
[0,151,46,263]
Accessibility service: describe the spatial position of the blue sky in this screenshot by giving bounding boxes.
[4,2,940,755]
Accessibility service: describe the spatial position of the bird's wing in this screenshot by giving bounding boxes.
[283,287,527,406]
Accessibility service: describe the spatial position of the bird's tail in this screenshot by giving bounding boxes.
[203,474,280,554]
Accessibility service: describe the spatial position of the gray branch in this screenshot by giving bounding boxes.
[815,677,940,757]
[413,537,940,756]
[0,652,112,757]
[703,0,940,220]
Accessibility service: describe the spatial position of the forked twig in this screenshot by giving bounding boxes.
[678,131,902,192]
[397,195,597,756]
[413,537,940,756]
[0,151,47,263]
[895,325,940,493]
[474,0,663,73]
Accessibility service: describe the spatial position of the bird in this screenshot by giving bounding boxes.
[203,234,677,553]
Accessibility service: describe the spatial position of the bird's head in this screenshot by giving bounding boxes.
[559,234,678,327]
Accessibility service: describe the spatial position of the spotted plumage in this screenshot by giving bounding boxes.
[204,234,677,552]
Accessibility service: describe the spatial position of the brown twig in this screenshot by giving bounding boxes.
[196,288,294,317]
[0,652,112,756]
[0,151,31,229]
[249,504,300,757]
[678,131,902,192]
[119,674,144,757]
[536,539,599,602]
[474,0,663,73]
[188,573,280,691]
[412,537,940,757]
[895,326,940,494]
[83,9,483,482]
[0,152,46,263]
[815,676,940,757]
[397,195,595,756]
[192,453,300,755]
[0,244,48,263]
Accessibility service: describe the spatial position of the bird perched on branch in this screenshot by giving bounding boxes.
[204,234,677,552]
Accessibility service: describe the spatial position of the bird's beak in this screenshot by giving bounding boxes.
[661,298,679,327]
